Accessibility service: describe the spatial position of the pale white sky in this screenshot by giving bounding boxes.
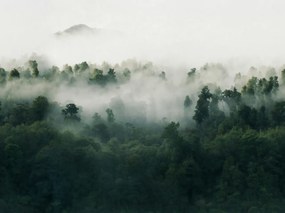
[0,0,285,66]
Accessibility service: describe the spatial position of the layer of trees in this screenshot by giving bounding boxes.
[1,60,285,212]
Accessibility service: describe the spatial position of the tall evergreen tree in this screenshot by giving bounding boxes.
[193,86,212,125]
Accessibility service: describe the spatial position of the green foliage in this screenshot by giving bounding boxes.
[162,122,180,140]
[193,86,212,124]
[0,68,6,84]
[282,69,285,85]
[62,103,80,122]
[9,69,20,79]
[184,95,192,108]
[242,76,279,96]
[90,68,106,86]
[89,68,117,86]
[222,87,241,112]
[1,60,285,212]
[106,108,115,123]
[8,103,32,125]
[74,61,89,74]
[238,105,257,129]
[32,96,49,121]
[271,101,285,125]
[29,60,39,77]
[63,64,73,74]
[107,68,117,83]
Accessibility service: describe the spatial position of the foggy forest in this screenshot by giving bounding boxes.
[2,0,285,212]
[1,58,285,212]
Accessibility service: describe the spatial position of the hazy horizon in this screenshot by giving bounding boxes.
[1,0,285,68]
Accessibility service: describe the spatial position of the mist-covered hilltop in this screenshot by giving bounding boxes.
[1,59,285,212]
[55,24,97,36]
[54,24,123,38]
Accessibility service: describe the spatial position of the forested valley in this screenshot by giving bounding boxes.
[1,60,285,212]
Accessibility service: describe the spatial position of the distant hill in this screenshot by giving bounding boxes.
[55,24,100,36]
[54,24,123,38]
[48,24,128,64]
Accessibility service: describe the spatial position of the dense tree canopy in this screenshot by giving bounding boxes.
[1,60,285,212]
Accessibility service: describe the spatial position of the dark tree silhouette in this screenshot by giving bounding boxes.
[106,108,115,123]
[29,60,39,77]
[184,95,192,108]
[32,96,49,121]
[62,103,80,121]
[9,69,20,79]
[193,86,212,124]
